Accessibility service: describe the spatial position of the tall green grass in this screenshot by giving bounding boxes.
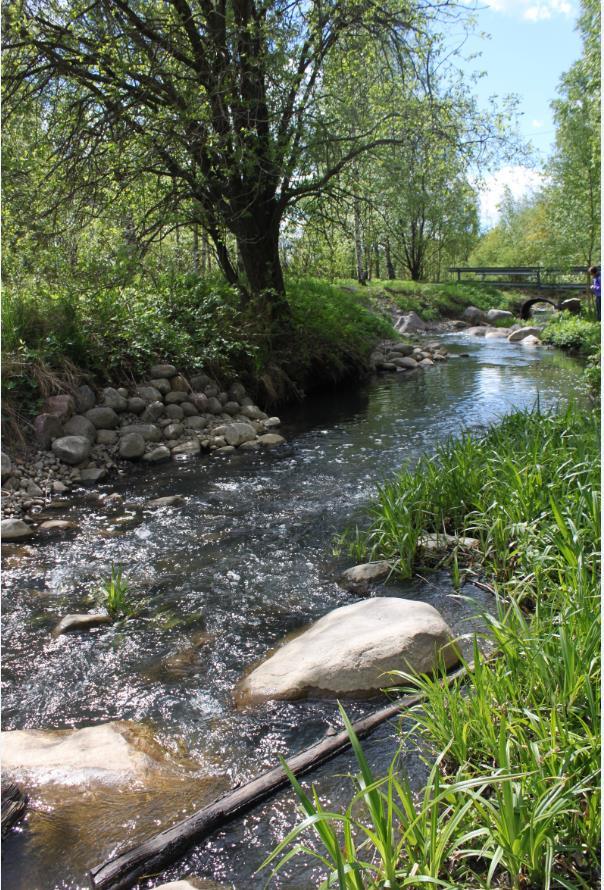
[266,407,600,888]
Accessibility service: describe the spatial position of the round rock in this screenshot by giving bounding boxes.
[85,407,120,429]
[52,436,92,465]
[149,364,177,379]
[1,518,33,541]
[119,433,146,459]
[63,414,97,443]
[236,598,459,704]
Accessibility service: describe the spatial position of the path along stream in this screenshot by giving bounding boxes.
[1,335,584,890]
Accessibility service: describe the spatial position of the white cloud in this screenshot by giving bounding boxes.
[531,119,544,128]
[484,0,574,20]
[478,165,547,228]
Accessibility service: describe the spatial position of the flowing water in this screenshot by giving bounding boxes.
[1,336,584,889]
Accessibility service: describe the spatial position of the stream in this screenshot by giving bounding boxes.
[1,335,584,889]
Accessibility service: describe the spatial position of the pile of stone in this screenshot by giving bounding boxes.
[461,307,544,345]
[1,365,285,522]
[370,339,449,373]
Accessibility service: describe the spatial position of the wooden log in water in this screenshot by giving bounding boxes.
[89,663,472,890]
[1,781,28,836]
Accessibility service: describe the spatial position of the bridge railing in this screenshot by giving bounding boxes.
[447,266,589,290]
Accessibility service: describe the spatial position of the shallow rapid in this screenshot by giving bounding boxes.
[1,336,583,889]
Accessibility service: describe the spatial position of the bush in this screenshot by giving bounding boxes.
[541,312,600,354]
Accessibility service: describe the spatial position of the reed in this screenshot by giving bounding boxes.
[266,406,600,888]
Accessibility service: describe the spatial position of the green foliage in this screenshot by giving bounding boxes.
[285,279,395,384]
[363,279,519,320]
[541,312,601,354]
[272,407,600,888]
[99,564,131,618]
[1,276,395,412]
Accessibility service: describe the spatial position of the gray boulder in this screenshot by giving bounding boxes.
[33,413,64,449]
[388,343,414,356]
[146,495,184,508]
[1,452,12,479]
[184,417,208,431]
[120,424,162,442]
[164,423,184,440]
[395,312,426,333]
[85,407,120,429]
[43,394,75,421]
[119,433,146,460]
[52,613,113,637]
[486,309,514,323]
[141,401,165,423]
[228,382,247,401]
[221,422,257,447]
[74,384,96,413]
[135,385,163,403]
[142,445,172,464]
[341,561,391,592]
[101,387,128,412]
[166,404,184,420]
[127,397,147,415]
[393,356,418,370]
[165,391,188,404]
[1,519,33,541]
[507,326,542,342]
[237,598,460,704]
[257,433,286,446]
[171,440,201,456]
[149,378,172,395]
[181,402,198,417]
[52,436,91,465]
[223,402,240,416]
[170,374,189,392]
[240,405,266,421]
[80,467,108,483]
[206,397,223,414]
[462,306,487,324]
[63,414,97,443]
[190,373,212,390]
[149,364,177,379]
[466,326,488,337]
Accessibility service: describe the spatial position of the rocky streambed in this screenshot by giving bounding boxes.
[1,333,584,890]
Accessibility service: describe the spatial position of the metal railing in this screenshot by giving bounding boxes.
[447,266,589,290]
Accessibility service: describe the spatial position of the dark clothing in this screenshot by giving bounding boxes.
[591,272,601,321]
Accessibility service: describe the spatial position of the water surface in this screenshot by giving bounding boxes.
[1,336,583,889]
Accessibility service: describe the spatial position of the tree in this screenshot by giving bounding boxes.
[4,0,456,335]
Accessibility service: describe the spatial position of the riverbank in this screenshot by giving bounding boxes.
[277,405,600,888]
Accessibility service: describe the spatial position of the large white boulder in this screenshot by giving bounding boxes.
[486,309,514,323]
[462,306,487,324]
[394,312,426,333]
[1,722,168,785]
[507,326,542,342]
[237,598,459,704]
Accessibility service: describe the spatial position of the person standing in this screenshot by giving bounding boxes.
[589,265,601,321]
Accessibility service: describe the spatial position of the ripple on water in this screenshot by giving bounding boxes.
[1,340,584,889]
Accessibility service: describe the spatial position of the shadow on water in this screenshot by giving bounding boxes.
[1,337,584,889]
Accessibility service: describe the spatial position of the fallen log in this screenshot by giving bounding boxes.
[90,662,472,890]
[1,781,28,836]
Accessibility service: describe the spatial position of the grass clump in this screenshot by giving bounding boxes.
[99,564,131,618]
[268,406,600,889]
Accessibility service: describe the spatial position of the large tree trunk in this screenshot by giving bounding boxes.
[385,237,395,280]
[353,198,366,284]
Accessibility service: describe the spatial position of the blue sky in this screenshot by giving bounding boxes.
[451,0,583,226]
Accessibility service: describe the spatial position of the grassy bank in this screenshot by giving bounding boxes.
[267,407,601,888]
[343,278,522,321]
[541,312,601,396]
[1,276,394,424]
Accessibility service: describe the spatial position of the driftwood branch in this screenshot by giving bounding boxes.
[1,781,28,837]
[90,663,473,890]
